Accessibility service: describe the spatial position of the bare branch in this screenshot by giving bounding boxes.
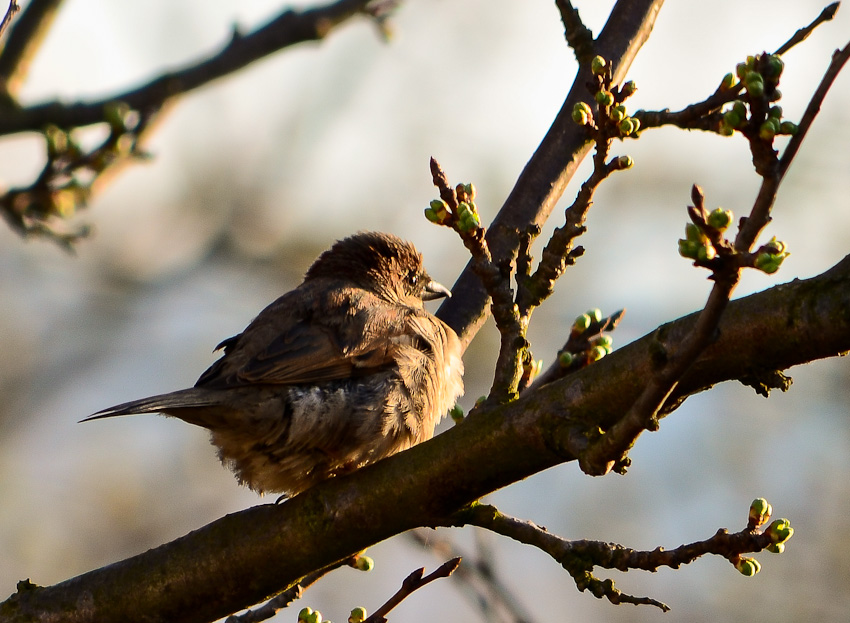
[775,2,840,56]
[365,558,461,623]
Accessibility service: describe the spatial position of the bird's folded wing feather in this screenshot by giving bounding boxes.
[196,290,410,388]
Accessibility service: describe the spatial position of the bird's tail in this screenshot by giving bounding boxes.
[81,388,225,424]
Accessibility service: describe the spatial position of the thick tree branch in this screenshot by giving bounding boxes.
[3,254,848,623]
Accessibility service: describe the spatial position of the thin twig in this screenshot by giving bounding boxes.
[0,0,57,99]
[774,2,840,56]
[226,555,361,623]
[0,0,19,42]
[364,558,462,623]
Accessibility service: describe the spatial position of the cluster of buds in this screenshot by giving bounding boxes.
[571,55,640,137]
[424,183,481,232]
[718,54,798,140]
[298,608,327,623]
[348,607,367,623]
[737,53,784,98]
[558,309,614,368]
[765,518,794,554]
[733,499,793,575]
[678,208,730,263]
[753,236,790,274]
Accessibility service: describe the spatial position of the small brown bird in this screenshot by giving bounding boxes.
[85,232,464,497]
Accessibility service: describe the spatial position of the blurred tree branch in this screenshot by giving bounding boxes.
[0,0,385,243]
[3,255,849,622]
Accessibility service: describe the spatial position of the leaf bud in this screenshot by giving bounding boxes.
[766,518,794,544]
[735,557,761,577]
[745,71,765,97]
[354,555,374,571]
[763,54,784,80]
[719,72,735,90]
[573,313,591,333]
[595,90,614,107]
[621,80,637,97]
[707,207,733,232]
[591,55,607,75]
[749,497,772,527]
[779,121,798,135]
[349,608,367,623]
[558,350,574,368]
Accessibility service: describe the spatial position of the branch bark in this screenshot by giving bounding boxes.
[4,253,848,623]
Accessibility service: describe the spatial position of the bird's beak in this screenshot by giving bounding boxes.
[422,280,452,301]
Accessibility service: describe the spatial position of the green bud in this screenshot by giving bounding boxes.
[736,62,749,80]
[305,610,323,623]
[587,308,602,323]
[745,71,765,97]
[463,183,477,201]
[619,117,638,136]
[616,155,633,169]
[354,555,374,571]
[749,498,772,526]
[766,518,794,544]
[424,207,440,223]
[587,345,607,362]
[591,334,613,351]
[429,199,449,219]
[707,207,733,232]
[719,72,735,90]
[766,542,785,554]
[573,313,591,333]
[572,107,590,126]
[610,104,627,122]
[475,395,487,407]
[754,252,785,274]
[763,236,786,254]
[678,239,699,260]
[735,557,761,577]
[779,121,798,135]
[298,608,314,623]
[763,54,784,80]
[449,404,464,423]
[768,89,782,102]
[759,120,776,141]
[722,110,742,130]
[685,223,703,243]
[591,55,607,75]
[349,607,368,623]
[768,105,783,119]
[558,350,574,368]
[621,80,637,97]
[732,100,747,118]
[718,125,735,137]
[595,90,614,107]
[697,242,716,262]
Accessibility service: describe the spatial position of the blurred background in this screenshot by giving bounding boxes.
[1,0,849,621]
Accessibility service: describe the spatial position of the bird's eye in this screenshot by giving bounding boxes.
[407,272,419,287]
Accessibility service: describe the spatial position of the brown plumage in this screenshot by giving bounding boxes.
[85,232,464,496]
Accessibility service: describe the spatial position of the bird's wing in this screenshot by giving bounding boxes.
[196,288,409,388]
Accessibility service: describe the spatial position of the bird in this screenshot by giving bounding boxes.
[84,232,464,497]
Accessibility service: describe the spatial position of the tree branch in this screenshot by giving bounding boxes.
[3,254,848,623]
